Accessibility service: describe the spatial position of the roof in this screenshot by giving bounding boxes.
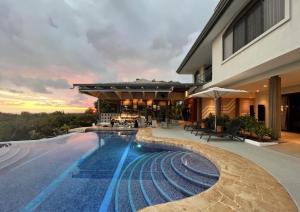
[176,0,232,74]
[73,79,196,101]
[73,79,194,91]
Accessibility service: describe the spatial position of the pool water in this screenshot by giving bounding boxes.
[0,131,219,212]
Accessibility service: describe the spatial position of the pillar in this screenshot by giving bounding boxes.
[235,98,240,117]
[269,76,281,139]
[97,98,101,122]
[215,97,222,117]
[196,98,202,122]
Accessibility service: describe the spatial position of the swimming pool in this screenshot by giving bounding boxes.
[0,131,219,212]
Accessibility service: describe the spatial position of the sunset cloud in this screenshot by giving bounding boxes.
[0,0,219,113]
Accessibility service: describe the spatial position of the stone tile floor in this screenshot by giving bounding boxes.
[136,127,298,212]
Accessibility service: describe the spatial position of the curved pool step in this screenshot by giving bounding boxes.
[160,152,205,196]
[115,150,219,212]
[128,153,152,212]
[170,152,217,188]
[181,153,219,179]
[115,154,148,212]
[0,146,11,158]
[150,152,186,201]
[0,145,21,165]
[139,152,166,206]
[0,146,31,171]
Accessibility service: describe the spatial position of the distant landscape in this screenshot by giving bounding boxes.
[0,109,97,142]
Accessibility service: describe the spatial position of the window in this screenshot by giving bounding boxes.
[263,0,285,30]
[223,30,233,60]
[223,0,285,60]
[233,18,246,52]
[246,2,263,42]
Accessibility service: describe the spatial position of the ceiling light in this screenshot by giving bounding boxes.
[256,90,260,93]
[263,85,267,88]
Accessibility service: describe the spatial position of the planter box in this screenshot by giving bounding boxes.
[245,138,278,147]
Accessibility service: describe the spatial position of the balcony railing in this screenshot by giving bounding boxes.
[204,66,212,83]
[194,66,212,85]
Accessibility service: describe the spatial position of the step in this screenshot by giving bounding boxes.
[0,145,21,165]
[0,145,11,158]
[0,146,31,171]
[170,152,217,188]
[150,152,186,201]
[128,153,152,211]
[114,154,147,212]
[160,152,205,196]
[72,170,115,179]
[181,153,219,179]
[139,152,166,206]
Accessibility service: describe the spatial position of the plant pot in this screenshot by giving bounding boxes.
[216,125,223,133]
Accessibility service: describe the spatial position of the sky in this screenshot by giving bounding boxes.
[0,0,219,113]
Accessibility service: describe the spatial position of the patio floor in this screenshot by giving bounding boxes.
[152,126,300,210]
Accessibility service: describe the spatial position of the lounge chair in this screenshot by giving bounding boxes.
[200,119,244,142]
[184,122,196,130]
[191,121,214,136]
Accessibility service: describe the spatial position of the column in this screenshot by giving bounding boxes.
[97,98,101,122]
[215,97,222,117]
[269,76,281,139]
[196,98,202,122]
[235,98,240,117]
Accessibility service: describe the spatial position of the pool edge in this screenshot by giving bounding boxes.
[136,128,297,212]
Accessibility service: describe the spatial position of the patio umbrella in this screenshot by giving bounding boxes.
[190,87,248,131]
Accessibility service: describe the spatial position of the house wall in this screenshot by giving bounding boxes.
[200,98,254,119]
[208,0,300,88]
[240,98,255,116]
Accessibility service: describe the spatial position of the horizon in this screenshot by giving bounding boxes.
[0,0,219,113]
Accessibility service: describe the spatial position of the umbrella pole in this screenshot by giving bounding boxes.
[215,97,217,132]
[215,97,222,132]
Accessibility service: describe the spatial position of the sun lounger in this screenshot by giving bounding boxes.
[200,119,244,142]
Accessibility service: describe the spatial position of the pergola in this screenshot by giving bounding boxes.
[73,79,193,101]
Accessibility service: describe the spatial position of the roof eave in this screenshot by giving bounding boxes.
[176,0,232,74]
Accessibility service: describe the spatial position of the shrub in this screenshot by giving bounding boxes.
[0,112,97,142]
[217,115,230,127]
[203,113,215,129]
[238,115,257,135]
[29,130,43,140]
[60,124,70,134]
[238,115,272,141]
[254,121,272,141]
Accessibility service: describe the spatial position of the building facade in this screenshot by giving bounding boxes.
[177,0,300,138]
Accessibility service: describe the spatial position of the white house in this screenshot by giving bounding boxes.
[177,0,300,139]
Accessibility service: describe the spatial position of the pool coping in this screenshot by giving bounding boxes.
[136,128,297,212]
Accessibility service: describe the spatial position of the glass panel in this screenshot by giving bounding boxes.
[233,18,246,52]
[223,30,233,59]
[246,2,263,43]
[264,0,285,30]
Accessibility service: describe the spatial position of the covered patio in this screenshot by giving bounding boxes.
[73,79,194,126]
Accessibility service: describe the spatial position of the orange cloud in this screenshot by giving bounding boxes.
[0,88,93,113]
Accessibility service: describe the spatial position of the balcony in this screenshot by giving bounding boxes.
[194,66,212,86]
[204,66,212,83]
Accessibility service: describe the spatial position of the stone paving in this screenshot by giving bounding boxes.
[136,128,297,212]
[153,126,300,209]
